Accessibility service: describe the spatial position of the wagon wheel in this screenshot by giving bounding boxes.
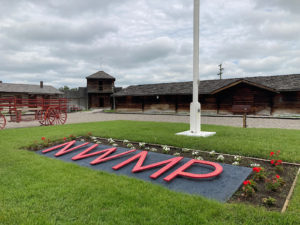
[53,109,67,125]
[0,113,6,130]
[36,110,46,125]
[45,108,56,126]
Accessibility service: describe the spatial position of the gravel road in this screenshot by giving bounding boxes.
[3,111,300,130]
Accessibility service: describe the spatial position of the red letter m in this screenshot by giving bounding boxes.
[112,151,183,179]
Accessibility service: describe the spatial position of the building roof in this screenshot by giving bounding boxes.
[86,71,115,80]
[112,74,300,97]
[0,83,62,95]
[63,87,87,98]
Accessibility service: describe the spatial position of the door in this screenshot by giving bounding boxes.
[99,97,104,107]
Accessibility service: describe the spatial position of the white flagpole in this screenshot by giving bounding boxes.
[176,0,216,137]
[190,0,201,134]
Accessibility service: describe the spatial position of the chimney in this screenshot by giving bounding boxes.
[40,81,43,88]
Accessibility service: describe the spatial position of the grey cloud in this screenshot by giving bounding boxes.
[1,0,300,88]
[3,20,117,44]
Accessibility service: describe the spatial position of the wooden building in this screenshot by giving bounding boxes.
[112,74,300,116]
[0,81,62,100]
[86,71,115,108]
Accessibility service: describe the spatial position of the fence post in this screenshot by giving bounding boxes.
[243,113,247,128]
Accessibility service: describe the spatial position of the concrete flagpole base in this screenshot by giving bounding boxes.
[176,130,216,137]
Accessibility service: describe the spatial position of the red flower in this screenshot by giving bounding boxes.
[252,167,261,173]
[276,174,280,179]
[277,150,281,154]
[243,180,251,186]
[270,152,275,156]
[63,137,67,141]
[41,137,46,141]
[270,159,275,164]
[275,160,282,165]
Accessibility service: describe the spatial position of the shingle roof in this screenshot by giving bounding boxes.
[0,83,62,95]
[86,71,115,80]
[113,74,300,97]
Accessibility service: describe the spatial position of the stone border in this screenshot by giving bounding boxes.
[95,137,300,167]
[281,167,300,213]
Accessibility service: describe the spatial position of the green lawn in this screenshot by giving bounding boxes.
[0,121,300,225]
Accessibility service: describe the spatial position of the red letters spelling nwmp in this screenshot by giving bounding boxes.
[42,141,223,182]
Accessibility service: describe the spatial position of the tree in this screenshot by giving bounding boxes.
[59,86,70,92]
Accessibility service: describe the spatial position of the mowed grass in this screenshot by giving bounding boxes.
[0,120,299,224]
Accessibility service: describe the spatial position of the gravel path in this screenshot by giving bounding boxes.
[3,111,300,130]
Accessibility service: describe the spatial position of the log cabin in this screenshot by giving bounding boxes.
[0,81,62,100]
[112,74,300,116]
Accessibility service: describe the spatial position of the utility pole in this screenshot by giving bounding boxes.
[218,64,224,80]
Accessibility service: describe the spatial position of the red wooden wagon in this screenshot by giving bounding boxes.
[0,97,68,129]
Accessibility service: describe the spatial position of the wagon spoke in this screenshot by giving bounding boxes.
[0,113,6,129]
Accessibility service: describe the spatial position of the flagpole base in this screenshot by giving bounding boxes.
[176,130,216,137]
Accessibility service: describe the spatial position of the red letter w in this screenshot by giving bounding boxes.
[112,151,183,179]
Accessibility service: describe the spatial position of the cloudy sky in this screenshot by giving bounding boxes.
[0,0,300,88]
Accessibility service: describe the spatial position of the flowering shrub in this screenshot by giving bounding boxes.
[209,150,216,156]
[250,163,261,168]
[265,174,285,191]
[252,167,266,181]
[242,180,255,197]
[232,161,239,166]
[217,154,224,162]
[234,155,242,162]
[150,148,157,152]
[126,143,134,148]
[107,138,115,144]
[162,145,170,153]
[69,134,75,140]
[195,156,204,160]
[262,197,276,206]
[192,150,200,156]
[123,140,129,144]
[139,142,146,148]
[269,150,283,172]
[182,148,191,153]
[41,137,52,147]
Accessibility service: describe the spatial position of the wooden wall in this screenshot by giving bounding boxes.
[87,79,114,93]
[216,83,273,115]
[89,93,111,108]
[114,84,300,116]
[272,91,300,115]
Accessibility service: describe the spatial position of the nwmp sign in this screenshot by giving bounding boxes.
[38,141,252,202]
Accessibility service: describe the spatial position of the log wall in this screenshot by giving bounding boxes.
[87,79,114,93]
[114,84,300,116]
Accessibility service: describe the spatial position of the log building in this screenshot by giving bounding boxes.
[86,71,115,108]
[112,74,300,116]
[0,81,62,100]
